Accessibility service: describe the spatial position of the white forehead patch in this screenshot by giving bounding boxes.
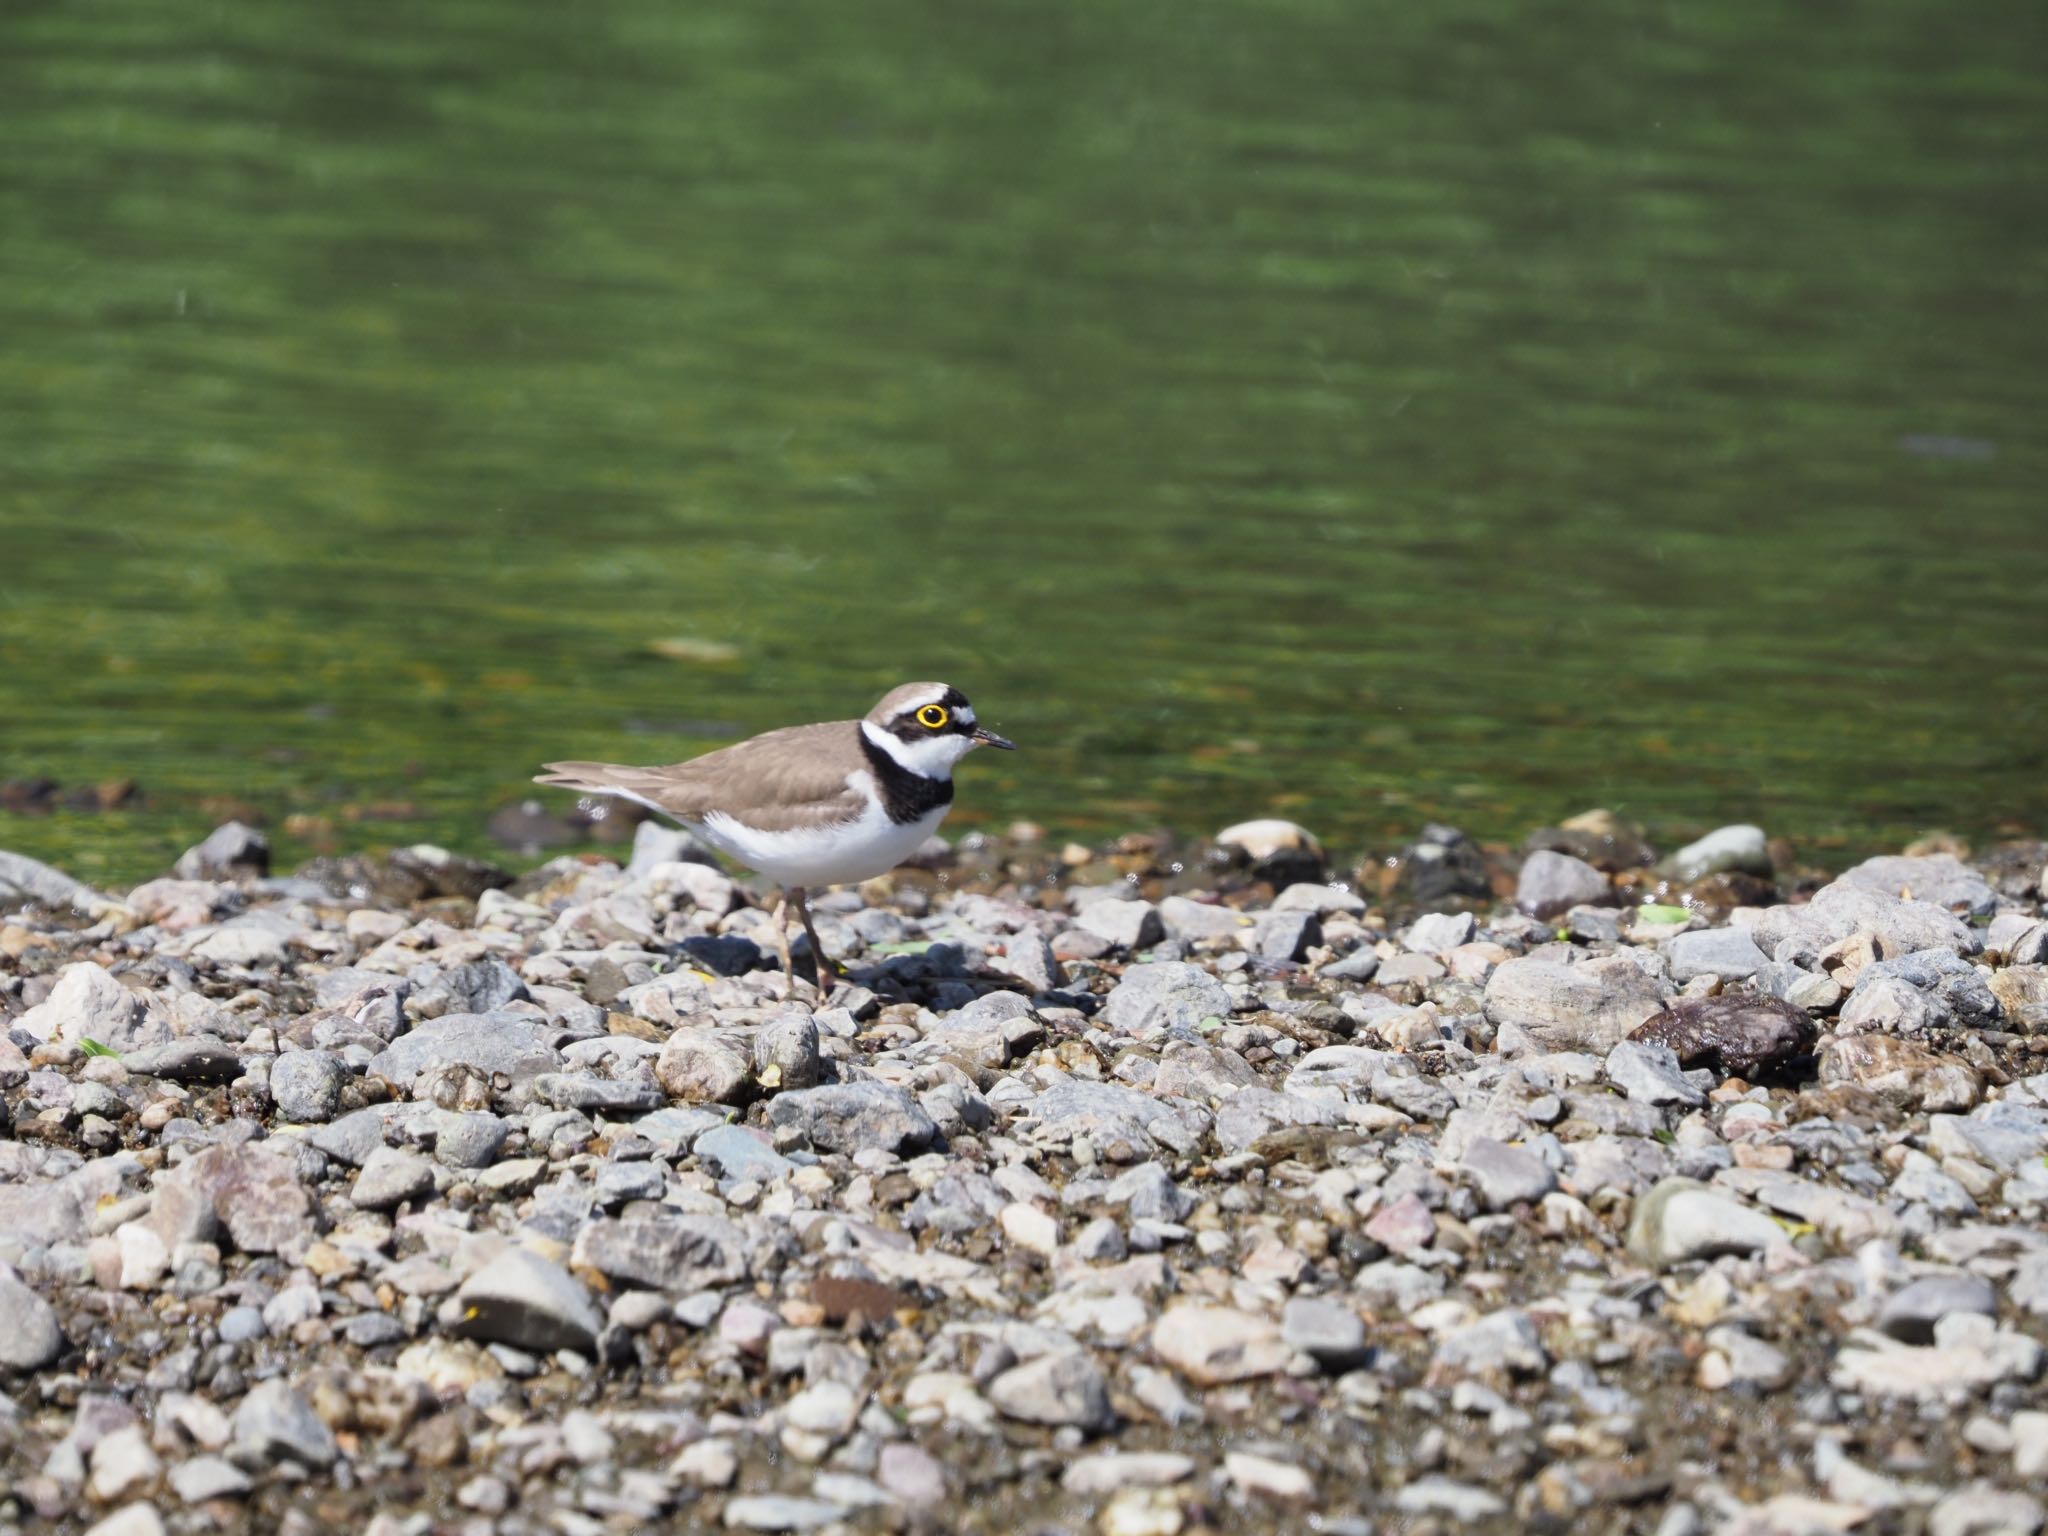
[894,684,951,715]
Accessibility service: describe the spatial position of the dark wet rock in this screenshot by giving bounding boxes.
[1382,823,1493,909]
[174,821,271,882]
[765,1082,936,1155]
[675,934,764,977]
[1516,850,1611,919]
[1629,993,1816,1077]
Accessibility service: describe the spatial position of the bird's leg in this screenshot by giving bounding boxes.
[791,886,841,997]
[767,893,795,994]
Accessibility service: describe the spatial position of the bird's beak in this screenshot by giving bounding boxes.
[971,725,1016,751]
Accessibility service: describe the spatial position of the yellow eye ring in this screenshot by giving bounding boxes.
[917,704,950,730]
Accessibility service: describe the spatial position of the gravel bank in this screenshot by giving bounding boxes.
[3,816,2046,1536]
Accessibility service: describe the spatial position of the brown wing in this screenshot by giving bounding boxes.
[536,720,869,831]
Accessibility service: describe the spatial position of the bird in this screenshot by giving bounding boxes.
[535,682,1015,992]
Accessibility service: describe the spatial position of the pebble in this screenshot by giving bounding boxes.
[1,820,2044,1534]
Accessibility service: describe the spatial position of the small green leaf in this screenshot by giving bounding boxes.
[1637,904,1690,925]
[869,941,933,956]
[78,1038,119,1059]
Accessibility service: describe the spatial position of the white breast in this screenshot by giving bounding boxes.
[692,780,948,888]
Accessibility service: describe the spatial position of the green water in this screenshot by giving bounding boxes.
[3,0,2045,885]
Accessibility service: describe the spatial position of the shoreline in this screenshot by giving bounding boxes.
[2,814,2046,1535]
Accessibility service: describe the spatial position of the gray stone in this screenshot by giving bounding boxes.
[433,1111,509,1169]
[17,962,168,1054]
[270,1051,347,1122]
[1321,947,1381,982]
[0,847,115,914]
[1435,1308,1547,1376]
[1748,882,1979,960]
[1459,1137,1558,1210]
[168,1455,253,1503]
[755,1014,823,1090]
[0,1271,63,1372]
[407,958,531,1019]
[1606,1039,1707,1106]
[1661,825,1771,884]
[1837,854,1997,917]
[350,1146,436,1211]
[533,1071,664,1114]
[230,1378,337,1467]
[572,1209,749,1292]
[1626,1177,1789,1269]
[1394,1477,1509,1521]
[1663,928,1770,984]
[1101,962,1232,1034]
[1151,1303,1289,1385]
[150,1142,317,1255]
[1516,850,1610,918]
[1212,1086,1342,1155]
[655,1031,752,1104]
[1927,1486,2044,1536]
[303,1106,395,1167]
[877,1442,949,1506]
[1281,1296,1369,1370]
[175,821,270,882]
[1076,899,1165,951]
[454,1247,604,1354]
[368,1011,562,1091]
[1484,953,1667,1053]
[694,1124,796,1184]
[1879,1274,2000,1344]
[119,1039,241,1083]
[1405,911,1476,956]
[765,1081,935,1155]
[1158,895,1250,941]
[1105,1161,1196,1222]
[986,1351,1114,1432]
[1252,910,1321,962]
[722,1496,845,1532]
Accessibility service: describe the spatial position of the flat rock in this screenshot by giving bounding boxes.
[1151,1304,1289,1385]
[571,1209,749,1292]
[1606,1038,1706,1106]
[454,1246,604,1354]
[368,1011,563,1090]
[1101,962,1232,1034]
[1664,927,1770,983]
[1820,1036,1982,1111]
[1484,953,1667,1053]
[351,1146,436,1211]
[119,1038,242,1083]
[765,1081,936,1155]
[1281,1295,1370,1370]
[986,1350,1114,1432]
[1076,899,1165,950]
[1626,1177,1790,1269]
[1459,1136,1558,1210]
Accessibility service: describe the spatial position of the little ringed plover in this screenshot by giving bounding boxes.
[536,681,1014,990]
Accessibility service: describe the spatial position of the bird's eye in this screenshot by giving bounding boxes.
[917,704,950,730]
